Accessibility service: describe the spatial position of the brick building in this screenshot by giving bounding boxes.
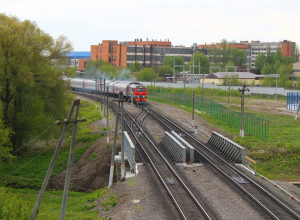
[81,39,296,71]
[89,39,201,70]
[198,40,296,68]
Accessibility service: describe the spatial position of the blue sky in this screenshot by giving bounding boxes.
[1,0,300,51]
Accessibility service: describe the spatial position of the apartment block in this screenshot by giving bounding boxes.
[198,40,296,68]
[90,39,201,69]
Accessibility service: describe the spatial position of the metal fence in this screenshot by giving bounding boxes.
[287,92,300,111]
[148,92,269,141]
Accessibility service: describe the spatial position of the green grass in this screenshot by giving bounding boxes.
[148,90,300,181]
[0,100,108,219]
[89,152,98,161]
[0,187,101,219]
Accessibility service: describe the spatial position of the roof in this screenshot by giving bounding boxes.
[206,72,257,79]
[66,51,91,59]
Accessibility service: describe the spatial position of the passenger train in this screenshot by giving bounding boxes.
[68,78,147,105]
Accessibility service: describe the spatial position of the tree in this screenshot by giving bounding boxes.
[84,59,105,77]
[157,65,172,77]
[64,66,77,78]
[189,51,210,74]
[136,68,157,81]
[0,14,73,152]
[129,60,140,72]
[163,56,184,72]
[210,43,219,64]
[224,61,235,72]
[255,53,267,72]
[230,47,247,66]
[220,39,232,65]
[294,44,299,63]
[261,63,276,75]
[223,74,240,86]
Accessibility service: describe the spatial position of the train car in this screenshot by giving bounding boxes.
[127,82,147,104]
[70,78,84,91]
[68,78,147,105]
[111,81,147,104]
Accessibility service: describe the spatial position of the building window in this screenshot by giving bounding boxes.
[115,47,117,53]
[96,55,98,59]
[100,47,102,53]
[100,55,102,58]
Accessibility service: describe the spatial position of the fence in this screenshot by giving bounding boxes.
[148,92,269,141]
[287,92,300,111]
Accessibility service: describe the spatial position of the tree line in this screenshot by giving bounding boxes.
[0,14,73,161]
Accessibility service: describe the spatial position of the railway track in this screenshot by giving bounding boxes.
[73,91,213,219]
[146,104,300,220]
[73,91,300,219]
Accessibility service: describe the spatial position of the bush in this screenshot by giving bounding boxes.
[0,187,31,220]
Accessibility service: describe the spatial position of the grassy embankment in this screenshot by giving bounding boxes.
[148,86,300,181]
[0,101,115,219]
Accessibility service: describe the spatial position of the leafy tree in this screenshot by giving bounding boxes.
[261,76,276,87]
[188,51,210,74]
[278,64,293,87]
[0,14,73,151]
[210,43,219,64]
[0,120,14,161]
[230,47,247,66]
[129,60,140,72]
[136,68,157,81]
[294,44,299,63]
[157,65,173,77]
[163,56,184,72]
[84,59,105,77]
[255,53,267,72]
[220,39,232,65]
[64,66,78,78]
[224,61,235,72]
[222,74,240,86]
[261,63,276,75]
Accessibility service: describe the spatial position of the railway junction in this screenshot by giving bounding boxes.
[52,91,300,220]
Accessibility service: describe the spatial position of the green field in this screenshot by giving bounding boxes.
[0,101,109,219]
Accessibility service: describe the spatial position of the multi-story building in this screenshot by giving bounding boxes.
[90,39,204,69]
[198,40,296,68]
[86,39,296,71]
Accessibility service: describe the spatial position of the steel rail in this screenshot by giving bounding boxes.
[123,108,212,220]
[148,105,300,220]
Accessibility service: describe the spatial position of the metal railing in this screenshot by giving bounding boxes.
[148,92,269,141]
[123,131,136,174]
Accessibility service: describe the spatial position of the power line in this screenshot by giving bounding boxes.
[0,122,57,162]
[0,124,76,181]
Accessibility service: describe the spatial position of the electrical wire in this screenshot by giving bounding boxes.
[0,122,57,162]
[0,124,76,181]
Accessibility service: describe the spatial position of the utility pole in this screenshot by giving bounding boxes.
[103,79,106,118]
[31,100,86,220]
[173,58,175,83]
[192,91,195,131]
[121,92,125,180]
[238,84,250,138]
[95,77,97,110]
[106,82,109,144]
[108,93,122,188]
[100,77,103,117]
[227,78,231,107]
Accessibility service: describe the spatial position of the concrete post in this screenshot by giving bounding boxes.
[60,101,80,219]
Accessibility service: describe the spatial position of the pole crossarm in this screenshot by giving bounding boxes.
[56,119,87,125]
